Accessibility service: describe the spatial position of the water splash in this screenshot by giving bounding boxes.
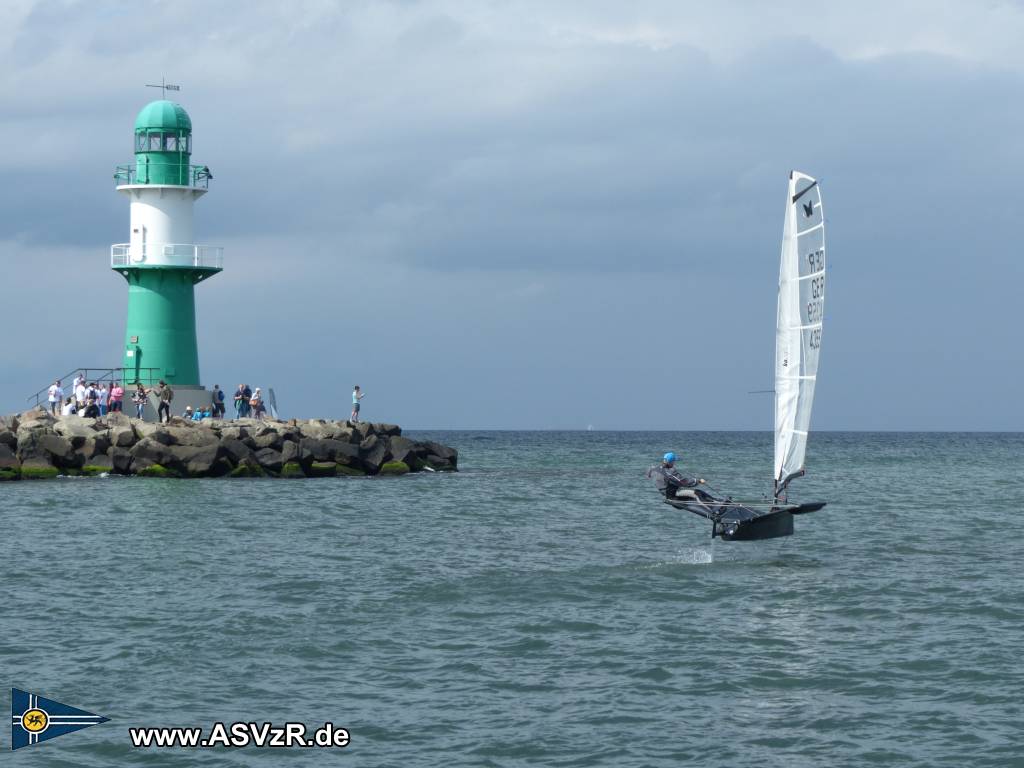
[675,547,713,565]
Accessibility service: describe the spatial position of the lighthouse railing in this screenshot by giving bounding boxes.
[113,164,212,189]
[26,367,163,407]
[111,244,223,270]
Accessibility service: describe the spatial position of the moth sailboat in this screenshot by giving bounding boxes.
[665,171,827,540]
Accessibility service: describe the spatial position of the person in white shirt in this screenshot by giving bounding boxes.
[98,384,109,416]
[47,380,63,415]
[351,385,364,423]
[61,397,75,416]
[75,382,87,409]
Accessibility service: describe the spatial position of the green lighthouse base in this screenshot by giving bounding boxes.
[116,265,220,387]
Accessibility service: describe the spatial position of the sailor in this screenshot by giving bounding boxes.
[646,452,707,499]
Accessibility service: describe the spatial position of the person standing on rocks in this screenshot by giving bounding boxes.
[132,383,148,419]
[250,388,265,420]
[156,380,174,423]
[109,381,124,413]
[212,384,226,418]
[75,379,88,410]
[351,385,364,423]
[98,383,109,416]
[47,380,63,416]
[241,384,252,418]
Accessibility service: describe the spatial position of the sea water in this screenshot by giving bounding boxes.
[3,431,1022,767]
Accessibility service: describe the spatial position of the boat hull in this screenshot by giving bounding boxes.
[715,509,793,541]
[665,497,826,541]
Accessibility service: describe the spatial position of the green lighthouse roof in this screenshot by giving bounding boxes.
[134,100,192,133]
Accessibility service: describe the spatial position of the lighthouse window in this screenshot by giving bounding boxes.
[149,133,162,150]
[135,133,146,151]
[165,135,178,151]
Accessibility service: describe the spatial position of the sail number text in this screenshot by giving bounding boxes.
[807,248,824,272]
[806,248,824,350]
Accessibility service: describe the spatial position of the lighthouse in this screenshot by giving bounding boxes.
[111,99,220,395]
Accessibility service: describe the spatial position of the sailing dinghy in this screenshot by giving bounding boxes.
[665,171,827,541]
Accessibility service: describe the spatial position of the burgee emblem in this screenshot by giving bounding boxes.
[11,689,110,750]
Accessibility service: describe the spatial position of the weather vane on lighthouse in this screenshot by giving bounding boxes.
[145,77,181,99]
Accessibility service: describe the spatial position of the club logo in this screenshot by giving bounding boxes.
[11,689,110,751]
[802,200,815,218]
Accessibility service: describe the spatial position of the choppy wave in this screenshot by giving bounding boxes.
[2,431,1022,766]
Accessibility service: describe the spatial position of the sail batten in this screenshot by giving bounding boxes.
[774,171,825,495]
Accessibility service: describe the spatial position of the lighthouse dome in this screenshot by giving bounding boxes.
[134,100,192,133]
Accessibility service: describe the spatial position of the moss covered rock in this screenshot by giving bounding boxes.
[379,461,410,475]
[229,461,266,478]
[137,463,179,478]
[0,467,20,481]
[280,462,305,479]
[21,465,59,480]
[306,461,337,478]
[80,465,112,476]
[335,464,366,476]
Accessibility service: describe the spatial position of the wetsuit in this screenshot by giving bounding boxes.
[646,464,700,499]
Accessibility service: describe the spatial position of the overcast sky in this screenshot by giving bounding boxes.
[1,1,1022,430]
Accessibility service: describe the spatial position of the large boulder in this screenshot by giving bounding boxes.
[219,425,250,442]
[254,447,284,473]
[387,436,419,466]
[129,437,178,470]
[318,422,357,442]
[0,427,15,449]
[18,407,53,426]
[251,431,283,451]
[16,417,54,447]
[420,441,458,470]
[280,440,312,466]
[219,438,255,466]
[178,444,230,477]
[134,421,163,439]
[351,421,375,441]
[98,412,133,428]
[376,423,402,438]
[424,441,458,463]
[82,453,114,473]
[359,435,390,474]
[53,416,101,443]
[18,431,81,469]
[130,438,226,476]
[110,425,137,448]
[153,425,219,448]
[275,424,302,444]
[19,457,59,479]
[0,443,20,470]
[297,420,329,440]
[110,446,134,474]
[92,431,112,456]
[300,438,353,463]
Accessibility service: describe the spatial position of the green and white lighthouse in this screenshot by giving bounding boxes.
[112,99,220,390]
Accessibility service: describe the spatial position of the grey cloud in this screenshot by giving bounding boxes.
[1,2,1022,428]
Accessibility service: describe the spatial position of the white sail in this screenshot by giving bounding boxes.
[774,171,825,494]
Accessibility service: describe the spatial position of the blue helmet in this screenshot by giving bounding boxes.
[663,452,676,464]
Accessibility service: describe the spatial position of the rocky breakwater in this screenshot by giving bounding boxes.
[0,409,457,480]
